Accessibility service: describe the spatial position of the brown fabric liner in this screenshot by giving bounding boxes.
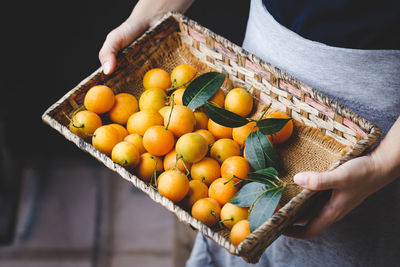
[56,31,351,242]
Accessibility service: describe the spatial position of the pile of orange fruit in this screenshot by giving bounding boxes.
[67,64,293,247]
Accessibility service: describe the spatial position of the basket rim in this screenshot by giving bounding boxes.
[42,11,382,263]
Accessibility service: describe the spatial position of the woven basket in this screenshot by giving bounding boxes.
[42,13,381,263]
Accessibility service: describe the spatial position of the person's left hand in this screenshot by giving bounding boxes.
[284,154,382,239]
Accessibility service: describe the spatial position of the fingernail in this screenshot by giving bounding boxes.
[103,61,111,74]
[294,173,307,186]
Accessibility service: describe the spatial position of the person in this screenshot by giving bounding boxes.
[99,0,400,265]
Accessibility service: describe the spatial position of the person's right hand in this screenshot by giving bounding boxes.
[99,0,195,75]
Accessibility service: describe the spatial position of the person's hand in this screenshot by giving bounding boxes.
[285,116,400,240]
[99,0,194,75]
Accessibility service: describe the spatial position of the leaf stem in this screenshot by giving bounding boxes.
[249,185,283,212]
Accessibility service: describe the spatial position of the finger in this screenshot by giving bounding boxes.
[99,22,144,74]
[284,201,338,239]
[294,170,342,191]
[293,190,331,225]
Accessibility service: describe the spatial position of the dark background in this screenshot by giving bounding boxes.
[0,0,250,246]
[2,0,250,163]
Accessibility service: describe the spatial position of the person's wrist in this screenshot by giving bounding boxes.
[369,151,398,188]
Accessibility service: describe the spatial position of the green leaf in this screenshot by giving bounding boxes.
[246,175,277,187]
[250,167,279,180]
[204,102,249,128]
[256,130,282,171]
[245,131,266,170]
[247,167,279,186]
[257,118,291,135]
[229,182,272,207]
[183,72,225,110]
[249,187,283,232]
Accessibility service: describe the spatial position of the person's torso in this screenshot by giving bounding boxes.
[263,0,400,50]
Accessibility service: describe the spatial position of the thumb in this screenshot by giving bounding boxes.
[98,21,146,75]
[294,171,341,191]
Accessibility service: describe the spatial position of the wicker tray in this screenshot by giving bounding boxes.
[42,12,381,263]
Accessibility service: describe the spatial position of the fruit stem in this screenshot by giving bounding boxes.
[166,72,198,92]
[284,182,298,189]
[218,218,233,229]
[63,112,84,129]
[172,154,179,171]
[223,176,235,185]
[150,156,158,188]
[63,105,86,129]
[182,159,190,177]
[258,103,272,121]
[246,85,253,93]
[165,94,175,130]
[210,210,218,220]
[234,181,243,187]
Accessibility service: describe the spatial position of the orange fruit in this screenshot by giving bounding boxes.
[221,156,250,182]
[220,203,249,229]
[191,198,221,227]
[208,177,239,206]
[183,180,209,208]
[142,125,174,156]
[194,129,215,148]
[109,93,138,124]
[163,148,192,174]
[224,88,253,117]
[111,141,140,169]
[176,133,208,163]
[265,111,293,144]
[84,85,115,114]
[170,88,185,105]
[170,64,198,89]
[208,119,232,139]
[232,121,257,146]
[209,89,225,108]
[69,110,102,140]
[124,133,146,154]
[164,105,196,137]
[190,157,221,186]
[230,220,251,246]
[109,124,129,140]
[157,169,189,203]
[92,125,122,156]
[136,152,163,182]
[139,88,168,111]
[143,68,171,92]
[194,111,209,130]
[126,110,163,136]
[210,138,240,164]
[158,106,170,119]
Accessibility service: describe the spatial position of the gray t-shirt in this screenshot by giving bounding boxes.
[186,0,400,266]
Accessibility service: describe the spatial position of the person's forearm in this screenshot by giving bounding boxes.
[371,116,400,186]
